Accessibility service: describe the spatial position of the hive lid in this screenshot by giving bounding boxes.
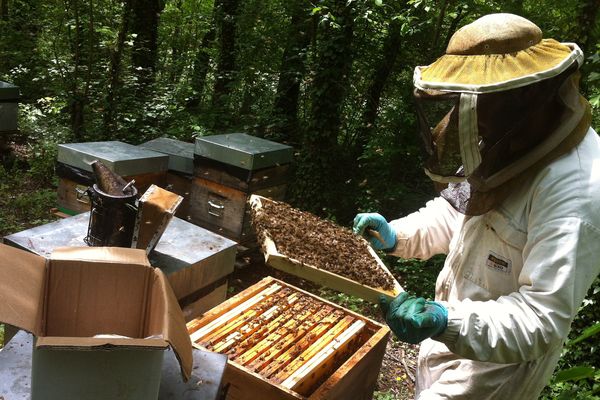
[57,141,169,176]
[138,137,195,175]
[0,81,20,100]
[195,133,293,171]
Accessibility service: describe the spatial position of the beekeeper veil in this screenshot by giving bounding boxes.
[413,13,592,215]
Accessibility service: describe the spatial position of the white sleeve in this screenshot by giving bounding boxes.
[388,196,463,260]
[435,133,600,364]
[437,216,600,363]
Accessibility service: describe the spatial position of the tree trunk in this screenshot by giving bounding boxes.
[0,0,8,20]
[103,0,132,135]
[441,5,467,52]
[211,0,240,129]
[355,18,402,153]
[290,0,355,215]
[576,0,600,58]
[576,0,600,94]
[130,0,164,88]
[430,0,451,56]
[169,0,184,83]
[68,0,85,139]
[504,0,524,16]
[270,1,311,144]
[187,26,216,109]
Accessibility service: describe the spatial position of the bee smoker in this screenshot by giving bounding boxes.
[83,183,138,247]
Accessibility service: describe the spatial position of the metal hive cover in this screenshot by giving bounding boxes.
[138,137,195,175]
[194,133,293,171]
[57,141,169,176]
[0,81,20,101]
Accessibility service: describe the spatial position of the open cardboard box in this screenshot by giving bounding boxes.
[0,243,192,400]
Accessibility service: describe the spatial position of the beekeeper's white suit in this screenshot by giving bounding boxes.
[388,13,600,399]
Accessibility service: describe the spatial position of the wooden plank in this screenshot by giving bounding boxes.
[270,315,356,383]
[233,297,316,365]
[182,282,228,322]
[211,293,301,354]
[309,326,390,400]
[250,195,403,304]
[194,159,290,192]
[222,361,303,400]
[200,288,292,346]
[187,277,275,334]
[282,320,366,395]
[227,296,306,359]
[258,309,345,379]
[189,283,282,343]
[163,171,192,219]
[248,305,335,375]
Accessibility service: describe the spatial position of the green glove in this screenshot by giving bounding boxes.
[352,213,396,250]
[379,293,448,344]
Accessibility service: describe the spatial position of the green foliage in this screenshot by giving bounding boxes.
[373,391,397,400]
[0,166,57,237]
[390,255,445,298]
[542,277,600,398]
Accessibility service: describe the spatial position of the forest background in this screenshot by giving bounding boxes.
[0,0,598,398]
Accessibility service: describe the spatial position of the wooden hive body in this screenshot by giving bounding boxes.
[187,277,390,400]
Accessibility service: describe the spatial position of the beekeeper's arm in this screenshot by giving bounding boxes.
[353,196,462,259]
[435,185,600,363]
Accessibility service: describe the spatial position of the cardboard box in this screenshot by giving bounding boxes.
[3,212,238,321]
[187,277,390,400]
[0,244,192,400]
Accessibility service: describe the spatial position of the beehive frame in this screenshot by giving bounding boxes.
[187,277,390,400]
[249,195,403,303]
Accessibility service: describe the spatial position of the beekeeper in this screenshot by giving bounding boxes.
[353,13,600,399]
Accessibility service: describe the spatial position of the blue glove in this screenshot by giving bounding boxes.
[379,293,448,344]
[353,213,396,250]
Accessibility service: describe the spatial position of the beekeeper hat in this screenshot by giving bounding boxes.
[414,13,584,94]
[412,13,591,215]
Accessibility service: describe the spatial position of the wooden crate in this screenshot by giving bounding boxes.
[57,172,166,215]
[188,177,286,244]
[163,171,192,220]
[194,156,290,192]
[57,178,93,214]
[181,281,228,322]
[187,277,390,400]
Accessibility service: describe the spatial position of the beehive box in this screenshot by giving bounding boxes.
[190,133,292,244]
[187,277,390,400]
[0,81,20,132]
[56,141,169,215]
[138,137,195,220]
